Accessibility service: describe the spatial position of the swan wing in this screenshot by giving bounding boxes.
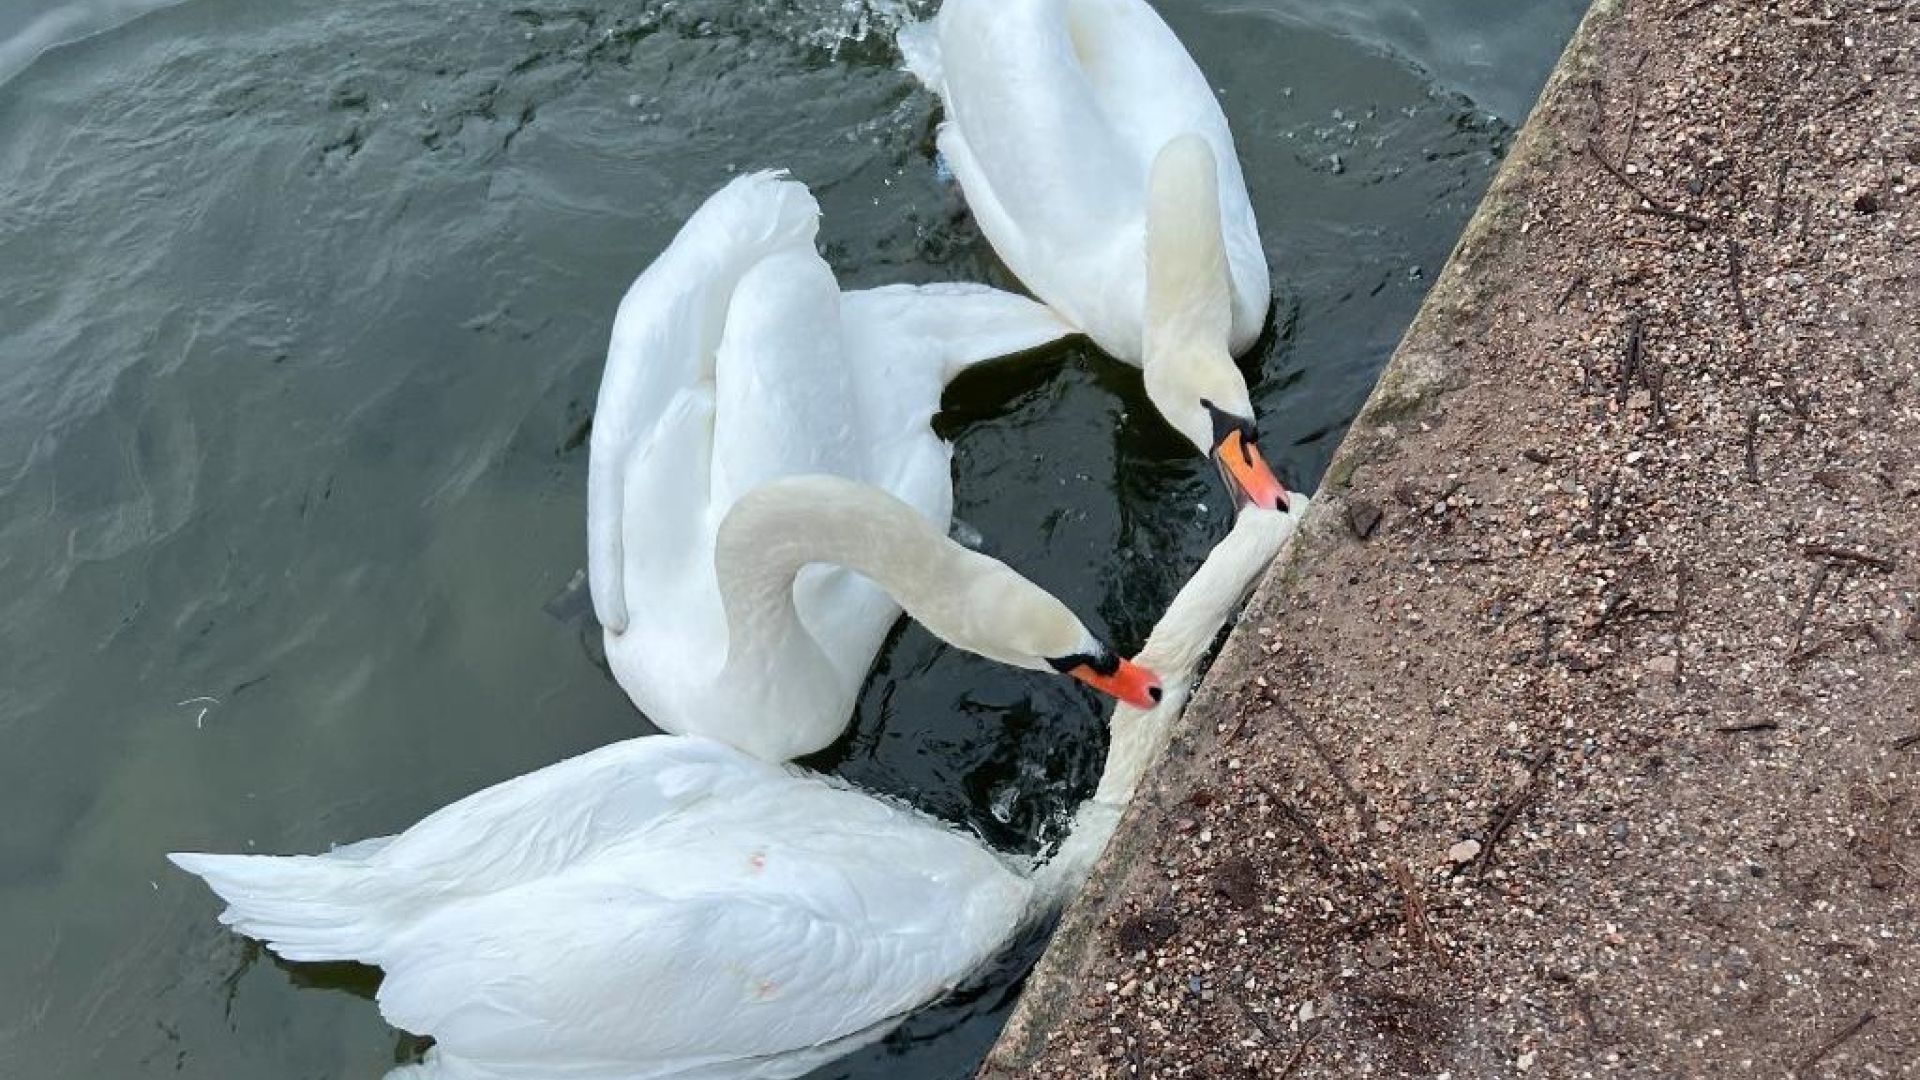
[374,778,1032,1075]
[837,281,1071,523]
[367,738,782,893]
[708,248,860,516]
[168,738,781,963]
[911,0,1144,354]
[588,173,819,634]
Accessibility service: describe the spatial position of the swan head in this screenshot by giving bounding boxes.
[1142,357,1291,513]
[947,556,1163,709]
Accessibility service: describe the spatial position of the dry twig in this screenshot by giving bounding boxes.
[1794,1010,1876,1077]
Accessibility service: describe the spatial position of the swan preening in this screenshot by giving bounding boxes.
[171,0,1306,1076]
[901,0,1291,512]
[170,501,1302,1080]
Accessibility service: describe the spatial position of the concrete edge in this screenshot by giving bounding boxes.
[978,1,1622,1071]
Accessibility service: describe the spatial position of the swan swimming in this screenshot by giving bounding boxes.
[170,488,1304,1080]
[589,171,1113,763]
[900,0,1291,512]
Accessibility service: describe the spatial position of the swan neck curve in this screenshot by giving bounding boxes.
[1142,134,1254,449]
[1030,507,1295,906]
[712,476,974,682]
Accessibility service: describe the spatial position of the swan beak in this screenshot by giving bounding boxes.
[1212,429,1290,512]
[1068,657,1164,709]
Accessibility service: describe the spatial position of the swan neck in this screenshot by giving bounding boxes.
[713,477,964,674]
[1144,134,1232,369]
[1031,508,1295,906]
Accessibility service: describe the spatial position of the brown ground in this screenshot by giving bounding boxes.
[981,0,1920,1076]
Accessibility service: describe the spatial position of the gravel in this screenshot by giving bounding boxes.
[982,0,1920,1075]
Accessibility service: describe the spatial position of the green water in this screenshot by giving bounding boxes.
[0,0,1585,1076]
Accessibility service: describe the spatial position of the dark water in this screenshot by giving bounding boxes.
[0,0,1584,1076]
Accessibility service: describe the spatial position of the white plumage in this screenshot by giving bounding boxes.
[170,501,1304,1080]
[586,172,1072,762]
[899,0,1269,366]
[173,736,1030,1080]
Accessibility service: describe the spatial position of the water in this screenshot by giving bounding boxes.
[0,0,1585,1076]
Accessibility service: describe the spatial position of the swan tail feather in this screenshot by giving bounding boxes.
[169,850,396,964]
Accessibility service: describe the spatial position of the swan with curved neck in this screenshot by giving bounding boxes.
[698,475,1162,758]
[900,0,1291,511]
[168,498,1305,1080]
[589,171,1090,762]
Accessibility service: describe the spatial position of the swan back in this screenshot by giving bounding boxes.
[175,736,1034,1078]
[902,0,1269,361]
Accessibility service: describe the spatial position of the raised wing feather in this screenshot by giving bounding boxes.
[839,282,1073,525]
[709,248,862,516]
[588,173,819,633]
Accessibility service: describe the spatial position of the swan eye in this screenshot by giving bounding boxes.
[1046,649,1117,676]
[1201,399,1257,455]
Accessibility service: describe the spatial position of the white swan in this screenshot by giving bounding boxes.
[169,493,1304,1080]
[899,0,1290,511]
[589,172,1090,762]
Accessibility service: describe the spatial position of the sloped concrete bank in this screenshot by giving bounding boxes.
[984,0,1920,1075]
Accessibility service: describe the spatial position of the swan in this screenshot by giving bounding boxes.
[169,492,1304,1080]
[899,0,1291,512]
[590,171,1092,763]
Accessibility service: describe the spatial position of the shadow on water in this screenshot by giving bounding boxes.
[0,0,1587,1076]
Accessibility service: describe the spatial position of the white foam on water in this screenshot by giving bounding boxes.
[782,0,927,57]
[0,0,192,89]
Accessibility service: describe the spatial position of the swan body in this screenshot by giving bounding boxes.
[901,0,1290,507]
[589,173,1073,761]
[174,735,1031,1080]
[901,0,1267,364]
[170,497,1305,1080]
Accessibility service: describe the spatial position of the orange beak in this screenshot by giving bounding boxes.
[1067,657,1164,709]
[1213,428,1290,512]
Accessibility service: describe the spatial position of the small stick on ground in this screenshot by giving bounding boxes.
[1803,543,1897,572]
[1716,720,1779,734]
[1772,153,1793,234]
[1744,408,1762,483]
[1893,732,1920,752]
[1258,783,1339,867]
[1478,750,1555,878]
[1787,564,1830,657]
[1277,1029,1321,1079]
[1554,272,1587,313]
[1585,143,1712,231]
[1281,707,1375,829]
[1727,240,1752,331]
[1390,860,1446,966]
[1644,361,1668,427]
[1220,988,1288,1049]
[1794,1010,1876,1077]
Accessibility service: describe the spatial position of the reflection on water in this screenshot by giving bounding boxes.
[0,0,1585,1076]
